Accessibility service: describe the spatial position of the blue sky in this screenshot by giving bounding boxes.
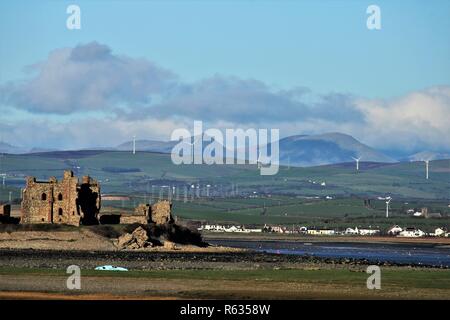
[0,0,449,152]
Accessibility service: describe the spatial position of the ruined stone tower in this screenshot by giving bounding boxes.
[21,170,101,226]
[119,200,174,225]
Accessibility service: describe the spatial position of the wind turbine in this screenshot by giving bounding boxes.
[352,156,361,171]
[424,160,430,180]
[385,197,392,218]
[132,135,136,155]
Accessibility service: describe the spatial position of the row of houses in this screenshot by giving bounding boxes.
[387,225,449,238]
[197,224,380,236]
[197,224,262,233]
[266,225,381,236]
[198,223,449,238]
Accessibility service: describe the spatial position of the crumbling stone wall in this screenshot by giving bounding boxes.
[150,200,173,225]
[120,201,173,225]
[119,204,150,224]
[120,215,148,225]
[135,203,151,218]
[21,170,101,226]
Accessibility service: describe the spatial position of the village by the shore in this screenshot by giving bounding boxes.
[198,223,450,238]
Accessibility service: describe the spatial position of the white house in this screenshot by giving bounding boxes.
[434,227,447,237]
[271,226,286,233]
[398,227,426,238]
[345,227,358,235]
[307,228,335,236]
[358,228,380,236]
[345,227,380,236]
[224,225,240,233]
[387,225,403,236]
[200,224,262,233]
[198,224,227,232]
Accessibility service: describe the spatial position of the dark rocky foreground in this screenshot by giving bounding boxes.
[0,248,447,270]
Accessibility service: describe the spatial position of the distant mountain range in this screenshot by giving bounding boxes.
[0,141,27,154]
[28,147,59,153]
[277,133,395,166]
[2,132,449,167]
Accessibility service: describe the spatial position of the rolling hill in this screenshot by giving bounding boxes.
[0,150,448,201]
[5,132,449,168]
[0,142,27,154]
[277,132,395,166]
[116,132,396,167]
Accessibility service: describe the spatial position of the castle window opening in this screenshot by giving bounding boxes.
[41,193,47,201]
[58,193,63,201]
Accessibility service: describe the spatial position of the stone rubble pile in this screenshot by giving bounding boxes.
[117,226,152,249]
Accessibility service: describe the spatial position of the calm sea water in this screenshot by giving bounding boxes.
[209,239,450,267]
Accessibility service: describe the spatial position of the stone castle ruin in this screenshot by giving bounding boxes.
[20,170,174,227]
[21,170,101,226]
[15,170,204,249]
[124,200,173,225]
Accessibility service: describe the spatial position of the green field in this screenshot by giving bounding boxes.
[1,151,449,228]
[0,266,449,299]
[0,266,449,288]
[1,151,449,197]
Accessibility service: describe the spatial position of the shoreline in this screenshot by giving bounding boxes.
[0,247,448,269]
[203,232,450,246]
[0,229,449,269]
[1,246,449,299]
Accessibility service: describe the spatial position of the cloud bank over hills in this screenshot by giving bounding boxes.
[1,42,449,155]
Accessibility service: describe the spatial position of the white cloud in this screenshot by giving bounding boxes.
[353,86,450,151]
[0,42,177,114]
[1,42,449,153]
